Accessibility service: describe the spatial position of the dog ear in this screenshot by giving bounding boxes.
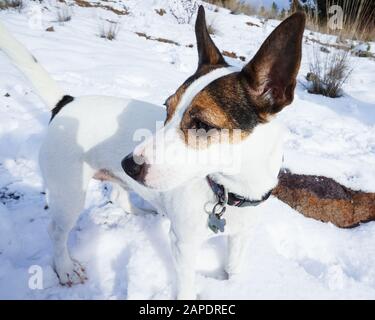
[241,12,306,114]
[195,5,226,69]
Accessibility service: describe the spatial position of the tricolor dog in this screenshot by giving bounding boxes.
[0,6,305,299]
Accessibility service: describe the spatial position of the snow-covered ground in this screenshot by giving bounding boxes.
[0,0,374,299]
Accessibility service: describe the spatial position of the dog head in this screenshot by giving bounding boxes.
[122,6,305,197]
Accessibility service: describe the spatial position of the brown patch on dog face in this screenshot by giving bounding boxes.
[182,72,266,127]
[164,86,184,124]
[179,72,266,148]
[180,90,245,149]
[164,65,227,124]
[166,10,306,149]
[181,90,234,130]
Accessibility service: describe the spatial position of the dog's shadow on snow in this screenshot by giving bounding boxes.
[85,99,166,170]
[84,101,177,298]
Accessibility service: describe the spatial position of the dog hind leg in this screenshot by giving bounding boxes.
[46,166,94,286]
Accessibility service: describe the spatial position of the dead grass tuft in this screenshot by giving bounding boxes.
[56,4,72,23]
[99,20,120,41]
[155,8,166,16]
[207,19,217,35]
[307,46,352,98]
[74,0,129,15]
[0,0,23,11]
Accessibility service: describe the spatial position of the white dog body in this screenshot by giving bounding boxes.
[38,72,283,298]
[0,7,305,299]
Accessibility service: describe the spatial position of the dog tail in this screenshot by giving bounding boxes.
[0,21,65,110]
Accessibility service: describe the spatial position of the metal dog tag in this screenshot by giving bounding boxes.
[208,213,226,233]
[207,185,228,234]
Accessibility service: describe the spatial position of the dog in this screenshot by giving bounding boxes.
[0,6,305,299]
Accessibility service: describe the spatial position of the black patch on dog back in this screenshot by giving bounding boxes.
[50,95,74,122]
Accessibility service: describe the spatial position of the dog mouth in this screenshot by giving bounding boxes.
[121,153,197,191]
[121,153,147,185]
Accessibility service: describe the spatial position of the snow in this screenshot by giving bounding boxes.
[0,0,374,299]
[352,43,371,54]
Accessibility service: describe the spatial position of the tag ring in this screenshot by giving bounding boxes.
[212,202,226,217]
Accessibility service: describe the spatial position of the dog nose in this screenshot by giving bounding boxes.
[121,153,143,180]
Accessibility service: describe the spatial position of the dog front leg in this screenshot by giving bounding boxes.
[225,232,249,278]
[169,226,202,300]
[225,212,258,277]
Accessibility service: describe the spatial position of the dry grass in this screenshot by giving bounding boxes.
[99,20,120,41]
[74,0,129,16]
[169,0,198,24]
[222,50,246,61]
[135,32,180,46]
[0,0,23,11]
[307,46,352,98]
[155,8,166,16]
[301,1,372,98]
[207,19,217,35]
[327,0,374,42]
[302,0,375,42]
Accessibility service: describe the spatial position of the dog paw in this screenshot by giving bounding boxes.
[55,260,87,286]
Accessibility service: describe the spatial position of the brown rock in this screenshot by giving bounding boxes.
[246,21,260,28]
[135,32,150,40]
[155,37,180,46]
[46,26,55,32]
[135,32,180,46]
[273,171,375,228]
[74,0,129,15]
[222,50,237,59]
[222,51,246,62]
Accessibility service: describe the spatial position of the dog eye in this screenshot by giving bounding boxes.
[191,118,215,132]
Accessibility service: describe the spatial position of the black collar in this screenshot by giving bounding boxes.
[207,176,273,208]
